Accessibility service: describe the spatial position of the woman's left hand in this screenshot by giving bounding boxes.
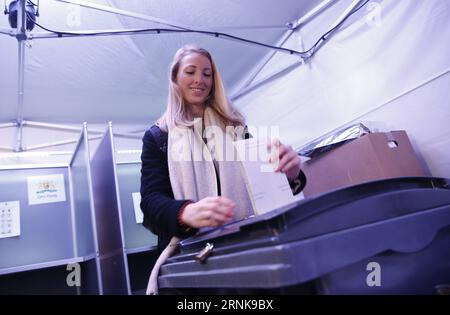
[268,139,301,182]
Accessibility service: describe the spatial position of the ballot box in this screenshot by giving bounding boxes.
[158,177,450,294]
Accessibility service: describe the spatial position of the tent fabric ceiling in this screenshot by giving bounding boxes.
[0,0,324,125]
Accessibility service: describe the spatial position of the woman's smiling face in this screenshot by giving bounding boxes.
[176,52,213,107]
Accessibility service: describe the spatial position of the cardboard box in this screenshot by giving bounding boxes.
[302,130,429,198]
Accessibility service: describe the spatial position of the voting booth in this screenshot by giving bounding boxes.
[88,123,130,295]
[158,177,450,295]
[0,124,99,294]
[83,122,158,294]
[115,161,159,294]
[0,123,158,294]
[98,123,159,294]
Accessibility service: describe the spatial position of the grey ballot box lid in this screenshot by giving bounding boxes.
[159,177,450,293]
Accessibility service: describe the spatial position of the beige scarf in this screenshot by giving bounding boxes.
[168,107,254,220]
[146,107,254,294]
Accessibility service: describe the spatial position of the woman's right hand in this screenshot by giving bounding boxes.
[181,196,235,228]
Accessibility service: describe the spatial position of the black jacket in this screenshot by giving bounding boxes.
[140,125,196,252]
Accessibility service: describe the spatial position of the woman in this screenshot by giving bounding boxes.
[140,45,305,293]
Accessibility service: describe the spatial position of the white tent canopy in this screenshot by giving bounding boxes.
[1,0,321,123]
[1,0,449,177]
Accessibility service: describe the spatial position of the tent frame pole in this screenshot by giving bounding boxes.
[0,120,143,152]
[25,135,104,151]
[310,0,363,56]
[0,27,13,36]
[230,0,337,100]
[24,120,142,139]
[231,0,364,101]
[15,0,27,152]
[230,29,295,100]
[0,122,18,129]
[231,61,303,101]
[289,0,338,30]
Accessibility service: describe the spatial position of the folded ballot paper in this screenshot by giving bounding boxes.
[233,138,296,215]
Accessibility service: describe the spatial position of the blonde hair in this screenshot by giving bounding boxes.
[156,44,245,132]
